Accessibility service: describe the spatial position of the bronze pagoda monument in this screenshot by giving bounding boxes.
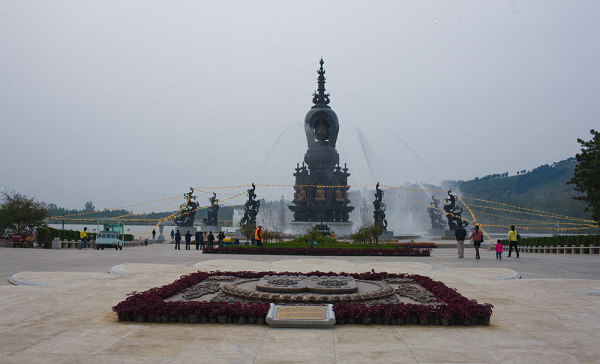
[289,59,354,234]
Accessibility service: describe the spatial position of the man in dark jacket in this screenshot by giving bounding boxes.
[174,230,181,250]
[454,223,467,258]
[184,231,192,250]
[217,231,225,248]
[195,231,201,250]
[207,231,215,249]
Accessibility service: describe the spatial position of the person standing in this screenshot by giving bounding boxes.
[454,223,467,258]
[152,229,156,241]
[469,225,484,259]
[207,231,215,249]
[254,225,262,246]
[217,231,225,248]
[184,231,192,250]
[195,231,201,250]
[507,225,520,258]
[170,229,175,240]
[174,230,181,250]
[199,231,205,249]
[495,240,503,260]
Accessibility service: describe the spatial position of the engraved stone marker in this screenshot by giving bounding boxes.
[266,303,335,327]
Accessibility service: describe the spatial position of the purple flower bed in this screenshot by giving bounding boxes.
[113,271,492,326]
[202,246,432,257]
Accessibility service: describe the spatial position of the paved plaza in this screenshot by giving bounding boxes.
[0,242,599,363]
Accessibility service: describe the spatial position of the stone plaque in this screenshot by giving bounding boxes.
[275,306,327,320]
[266,304,336,327]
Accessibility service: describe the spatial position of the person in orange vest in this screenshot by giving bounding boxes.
[254,225,262,246]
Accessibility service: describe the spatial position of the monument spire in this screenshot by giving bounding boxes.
[312,58,331,108]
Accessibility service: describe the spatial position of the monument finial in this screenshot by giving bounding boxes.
[312,58,331,108]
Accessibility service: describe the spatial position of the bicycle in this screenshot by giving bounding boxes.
[76,239,92,250]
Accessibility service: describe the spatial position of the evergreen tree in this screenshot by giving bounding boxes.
[568,129,600,225]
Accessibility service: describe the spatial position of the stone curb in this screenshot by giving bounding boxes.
[497,271,521,280]
[8,273,61,287]
[109,265,130,276]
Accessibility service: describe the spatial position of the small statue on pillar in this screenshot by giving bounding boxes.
[240,183,260,229]
[373,182,388,231]
[203,192,220,226]
[427,195,446,230]
[443,190,468,231]
[174,187,199,227]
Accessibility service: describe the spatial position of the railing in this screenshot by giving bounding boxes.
[492,244,600,255]
[51,238,146,249]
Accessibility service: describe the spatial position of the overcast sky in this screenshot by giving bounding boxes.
[1,0,599,210]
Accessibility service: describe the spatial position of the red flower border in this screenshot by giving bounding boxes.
[113,271,492,326]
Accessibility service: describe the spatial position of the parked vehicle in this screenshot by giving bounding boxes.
[95,219,124,250]
[9,233,35,248]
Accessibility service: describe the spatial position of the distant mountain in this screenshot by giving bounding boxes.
[444,158,591,221]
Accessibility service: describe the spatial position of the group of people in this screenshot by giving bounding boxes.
[454,224,521,260]
[171,229,225,250]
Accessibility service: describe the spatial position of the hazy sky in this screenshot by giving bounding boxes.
[1,0,599,210]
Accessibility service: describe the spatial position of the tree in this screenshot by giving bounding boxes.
[568,129,600,225]
[0,192,48,234]
[84,201,95,212]
[240,224,256,243]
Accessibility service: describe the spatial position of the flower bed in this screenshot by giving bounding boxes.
[202,246,432,256]
[113,271,492,326]
[395,242,437,249]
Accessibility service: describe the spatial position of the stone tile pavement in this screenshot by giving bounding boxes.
[0,244,599,363]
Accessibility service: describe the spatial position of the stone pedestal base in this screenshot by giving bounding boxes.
[175,226,197,236]
[199,225,221,233]
[427,228,446,237]
[379,231,394,239]
[51,238,61,249]
[288,221,353,237]
[445,229,457,237]
[441,229,458,240]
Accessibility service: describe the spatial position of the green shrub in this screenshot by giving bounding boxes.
[350,224,383,245]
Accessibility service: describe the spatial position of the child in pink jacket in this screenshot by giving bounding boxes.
[495,240,503,260]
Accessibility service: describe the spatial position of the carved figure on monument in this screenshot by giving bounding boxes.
[289,59,354,223]
[203,192,220,226]
[296,188,306,201]
[427,195,446,230]
[443,190,468,231]
[240,183,260,229]
[335,189,346,203]
[373,183,388,231]
[314,188,326,202]
[174,187,199,227]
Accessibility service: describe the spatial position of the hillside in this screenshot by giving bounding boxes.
[444,158,591,221]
